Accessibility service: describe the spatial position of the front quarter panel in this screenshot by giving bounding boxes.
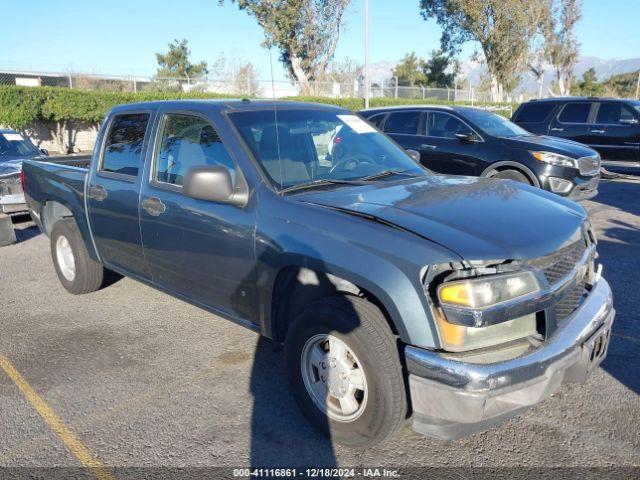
[255,188,461,349]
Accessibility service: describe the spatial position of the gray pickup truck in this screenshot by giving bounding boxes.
[23,100,615,447]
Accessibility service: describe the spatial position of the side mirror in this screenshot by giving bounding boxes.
[183,165,248,207]
[455,131,477,143]
[406,149,421,162]
[40,148,49,156]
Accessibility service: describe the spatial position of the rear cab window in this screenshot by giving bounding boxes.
[514,103,556,123]
[557,102,593,124]
[100,113,150,177]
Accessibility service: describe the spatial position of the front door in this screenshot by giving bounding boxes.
[418,111,482,176]
[139,111,258,323]
[588,102,640,162]
[86,111,153,278]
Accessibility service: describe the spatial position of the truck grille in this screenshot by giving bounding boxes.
[555,280,587,322]
[537,241,587,286]
[577,155,600,176]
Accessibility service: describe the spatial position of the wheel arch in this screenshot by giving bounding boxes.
[267,263,407,344]
[481,161,540,188]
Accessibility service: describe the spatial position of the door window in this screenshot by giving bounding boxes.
[557,103,592,124]
[425,112,467,138]
[154,114,236,187]
[514,103,556,123]
[366,113,386,128]
[383,111,421,134]
[101,113,150,176]
[595,103,638,124]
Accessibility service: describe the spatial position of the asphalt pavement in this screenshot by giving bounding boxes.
[0,178,639,475]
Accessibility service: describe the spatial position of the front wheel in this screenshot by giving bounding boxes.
[50,218,105,294]
[487,168,532,184]
[284,295,407,447]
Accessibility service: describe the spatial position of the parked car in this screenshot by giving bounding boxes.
[360,106,601,201]
[512,97,640,168]
[24,100,614,447]
[0,129,90,215]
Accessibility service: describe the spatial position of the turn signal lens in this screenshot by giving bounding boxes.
[438,272,539,309]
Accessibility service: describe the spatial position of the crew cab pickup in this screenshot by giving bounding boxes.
[23,100,615,446]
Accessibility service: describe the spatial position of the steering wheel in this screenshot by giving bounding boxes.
[328,154,376,175]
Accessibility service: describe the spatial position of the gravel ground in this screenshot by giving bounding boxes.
[0,178,639,474]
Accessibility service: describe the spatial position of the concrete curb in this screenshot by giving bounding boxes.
[0,213,17,246]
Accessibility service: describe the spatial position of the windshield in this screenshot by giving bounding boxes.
[461,109,532,138]
[228,108,426,190]
[0,132,40,158]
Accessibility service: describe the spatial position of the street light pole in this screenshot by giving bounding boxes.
[364,0,370,109]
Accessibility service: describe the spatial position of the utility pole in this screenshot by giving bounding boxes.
[394,76,398,98]
[636,70,640,100]
[364,0,370,109]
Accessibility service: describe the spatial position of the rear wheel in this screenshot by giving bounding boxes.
[50,218,105,294]
[284,295,407,447]
[488,168,532,184]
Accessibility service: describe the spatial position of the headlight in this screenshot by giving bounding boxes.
[438,272,539,309]
[435,272,540,352]
[530,151,578,168]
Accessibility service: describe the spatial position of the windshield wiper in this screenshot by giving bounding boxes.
[280,178,365,194]
[359,169,420,182]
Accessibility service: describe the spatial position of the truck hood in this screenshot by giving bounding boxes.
[295,175,587,261]
[502,135,597,158]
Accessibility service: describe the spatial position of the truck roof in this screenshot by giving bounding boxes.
[109,99,348,113]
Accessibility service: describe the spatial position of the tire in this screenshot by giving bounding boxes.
[489,168,532,184]
[284,295,407,448]
[50,218,105,294]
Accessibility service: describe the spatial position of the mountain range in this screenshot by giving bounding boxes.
[369,56,640,93]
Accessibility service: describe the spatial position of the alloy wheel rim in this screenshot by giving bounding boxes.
[300,333,368,422]
[55,235,76,281]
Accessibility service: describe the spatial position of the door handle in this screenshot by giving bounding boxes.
[550,127,564,132]
[590,129,605,134]
[142,197,166,217]
[88,184,108,202]
[420,144,437,150]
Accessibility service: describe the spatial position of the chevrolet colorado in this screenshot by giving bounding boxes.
[23,100,615,447]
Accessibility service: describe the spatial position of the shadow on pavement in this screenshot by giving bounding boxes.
[10,213,41,243]
[590,181,640,395]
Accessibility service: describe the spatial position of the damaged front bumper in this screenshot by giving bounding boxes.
[405,278,614,440]
[0,175,27,214]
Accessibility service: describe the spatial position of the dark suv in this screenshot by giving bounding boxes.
[512,97,640,168]
[360,106,601,201]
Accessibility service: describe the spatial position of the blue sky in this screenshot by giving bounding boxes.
[1,0,638,80]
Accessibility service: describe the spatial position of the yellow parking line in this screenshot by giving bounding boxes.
[0,353,115,480]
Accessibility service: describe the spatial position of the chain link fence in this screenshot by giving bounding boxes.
[0,68,510,104]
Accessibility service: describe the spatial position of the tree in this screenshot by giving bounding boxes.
[392,52,427,87]
[571,67,604,96]
[209,53,261,96]
[324,57,363,84]
[543,0,582,96]
[420,0,547,101]
[155,39,208,80]
[424,50,458,87]
[220,0,351,94]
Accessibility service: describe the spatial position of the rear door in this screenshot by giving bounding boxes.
[588,101,640,162]
[548,101,595,144]
[380,110,425,152]
[86,111,154,278]
[139,110,258,323]
[512,102,558,134]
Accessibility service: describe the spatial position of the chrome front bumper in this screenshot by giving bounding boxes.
[405,278,615,440]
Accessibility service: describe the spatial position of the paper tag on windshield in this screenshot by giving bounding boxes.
[337,115,377,134]
[2,133,24,142]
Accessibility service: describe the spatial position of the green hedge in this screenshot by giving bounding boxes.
[0,85,516,130]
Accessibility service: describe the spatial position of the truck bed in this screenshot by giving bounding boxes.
[22,159,93,249]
